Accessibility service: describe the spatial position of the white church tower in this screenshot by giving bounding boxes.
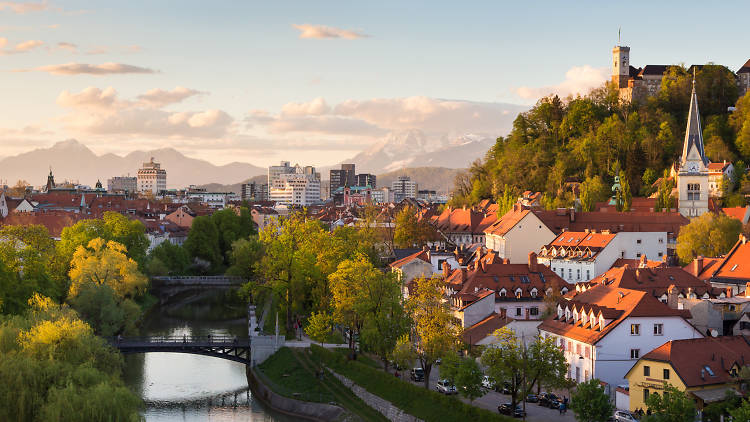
[677,73,709,218]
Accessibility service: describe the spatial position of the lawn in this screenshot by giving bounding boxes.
[310,345,514,422]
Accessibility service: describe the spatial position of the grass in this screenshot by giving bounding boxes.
[257,347,388,422]
[310,345,514,422]
[330,348,380,369]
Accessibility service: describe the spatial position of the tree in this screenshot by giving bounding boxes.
[496,184,517,217]
[569,378,614,422]
[676,212,743,264]
[305,311,333,346]
[68,238,148,300]
[729,399,750,422]
[226,236,262,279]
[211,207,256,266]
[481,327,567,410]
[329,255,376,358]
[57,212,149,268]
[406,276,459,389]
[654,172,676,212]
[183,215,222,272]
[642,384,696,422]
[68,282,140,336]
[360,278,409,370]
[147,241,191,276]
[394,205,436,248]
[7,180,30,197]
[619,172,632,212]
[440,353,485,403]
[579,176,609,212]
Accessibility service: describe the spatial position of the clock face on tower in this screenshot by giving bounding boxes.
[687,162,700,173]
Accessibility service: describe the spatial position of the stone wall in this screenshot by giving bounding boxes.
[247,367,346,422]
[328,369,423,422]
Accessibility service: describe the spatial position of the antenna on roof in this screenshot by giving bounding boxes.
[618,27,621,45]
[693,67,696,87]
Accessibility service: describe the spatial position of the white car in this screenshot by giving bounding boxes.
[481,375,496,390]
[613,410,639,422]
[436,379,457,395]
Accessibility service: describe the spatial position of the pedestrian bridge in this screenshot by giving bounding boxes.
[110,335,252,365]
[151,276,246,287]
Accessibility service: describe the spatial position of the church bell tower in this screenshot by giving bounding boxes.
[677,72,709,218]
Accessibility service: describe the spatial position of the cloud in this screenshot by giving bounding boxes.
[137,86,203,108]
[0,37,6,48]
[280,97,330,117]
[57,86,232,139]
[292,24,368,39]
[56,41,76,52]
[0,1,48,14]
[14,39,43,51]
[20,62,156,75]
[515,65,609,100]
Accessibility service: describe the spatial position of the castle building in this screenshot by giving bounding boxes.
[676,75,710,218]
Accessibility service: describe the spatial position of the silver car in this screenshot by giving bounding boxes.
[613,410,639,422]
[436,379,457,395]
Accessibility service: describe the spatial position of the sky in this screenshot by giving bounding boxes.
[1,0,749,168]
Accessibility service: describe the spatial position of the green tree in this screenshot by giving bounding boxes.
[481,327,567,410]
[183,215,222,272]
[642,384,696,422]
[496,184,517,216]
[406,276,459,389]
[68,282,140,336]
[68,238,148,300]
[305,311,333,346]
[440,354,485,403]
[729,399,750,422]
[57,212,148,268]
[676,212,743,264]
[147,241,191,276]
[569,378,614,422]
[579,176,609,212]
[211,207,256,266]
[226,236,262,279]
[394,205,436,248]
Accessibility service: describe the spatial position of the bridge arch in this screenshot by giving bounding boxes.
[111,336,251,365]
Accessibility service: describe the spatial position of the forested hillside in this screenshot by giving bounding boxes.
[451,65,750,209]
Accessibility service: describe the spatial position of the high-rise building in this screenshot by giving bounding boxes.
[355,173,376,188]
[268,161,294,186]
[137,157,167,194]
[391,176,417,202]
[241,181,268,202]
[269,164,321,206]
[330,163,356,193]
[107,176,137,193]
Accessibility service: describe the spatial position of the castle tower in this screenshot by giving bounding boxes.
[612,45,630,88]
[677,73,709,218]
[46,168,55,192]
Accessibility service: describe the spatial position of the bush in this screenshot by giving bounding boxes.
[310,345,512,422]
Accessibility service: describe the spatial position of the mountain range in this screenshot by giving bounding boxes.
[0,139,266,189]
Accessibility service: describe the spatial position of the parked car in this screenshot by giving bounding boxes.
[410,367,424,382]
[525,393,539,403]
[613,410,639,422]
[435,358,442,365]
[436,379,457,395]
[539,392,561,408]
[500,382,512,394]
[481,375,496,390]
[498,403,526,418]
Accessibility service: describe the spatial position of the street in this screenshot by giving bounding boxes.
[395,362,578,422]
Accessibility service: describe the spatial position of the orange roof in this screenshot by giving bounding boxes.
[461,313,512,345]
[711,238,750,282]
[484,207,531,236]
[532,209,688,236]
[581,265,718,299]
[389,250,430,269]
[0,212,83,237]
[611,258,663,270]
[707,162,731,172]
[639,336,750,388]
[684,257,724,281]
[539,284,693,345]
[432,206,497,234]
[722,206,750,224]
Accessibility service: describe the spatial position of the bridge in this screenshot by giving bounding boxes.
[110,335,252,365]
[150,276,247,305]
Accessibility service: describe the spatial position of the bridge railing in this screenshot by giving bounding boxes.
[109,335,251,347]
[152,276,246,282]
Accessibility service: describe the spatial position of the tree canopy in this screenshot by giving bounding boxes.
[676,212,743,264]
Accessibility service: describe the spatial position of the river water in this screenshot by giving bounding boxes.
[122,294,293,422]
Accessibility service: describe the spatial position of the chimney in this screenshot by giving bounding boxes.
[570,208,575,222]
[513,203,520,212]
[741,234,748,245]
[667,285,678,308]
[688,287,693,298]
[525,307,530,320]
[442,261,452,278]
[528,251,538,272]
[480,258,487,272]
[745,282,750,298]
[693,256,704,276]
[426,249,432,261]
[639,254,647,268]
[503,258,510,265]
[726,286,733,298]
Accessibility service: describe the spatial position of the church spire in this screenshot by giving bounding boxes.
[680,68,709,169]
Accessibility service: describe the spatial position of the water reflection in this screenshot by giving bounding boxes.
[123,296,293,422]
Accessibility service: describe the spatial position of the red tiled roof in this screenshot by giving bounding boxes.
[581,265,718,299]
[539,284,692,345]
[639,336,750,388]
[484,207,530,236]
[532,209,688,236]
[389,250,430,269]
[461,313,512,345]
[0,212,83,237]
[722,207,750,224]
[684,257,724,281]
[611,258,664,270]
[711,238,750,282]
[708,162,731,172]
[432,206,497,234]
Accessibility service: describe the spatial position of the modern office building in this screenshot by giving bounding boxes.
[137,157,167,194]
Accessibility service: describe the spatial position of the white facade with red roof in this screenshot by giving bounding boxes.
[484,204,556,264]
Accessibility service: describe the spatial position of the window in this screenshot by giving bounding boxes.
[644,388,650,402]
[658,252,663,257]
[631,324,641,335]
[530,307,539,316]
[637,239,642,244]
[637,253,642,258]
[576,344,581,355]
[663,369,670,379]
[586,270,590,280]
[632,349,641,359]
[585,346,590,358]
[658,238,664,244]
[516,307,522,316]
[687,183,701,200]
[520,275,530,283]
[576,269,580,280]
[654,324,663,336]
[643,365,650,376]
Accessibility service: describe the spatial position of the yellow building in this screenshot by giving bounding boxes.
[625,336,750,413]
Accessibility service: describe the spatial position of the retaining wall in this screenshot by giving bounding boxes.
[328,369,423,422]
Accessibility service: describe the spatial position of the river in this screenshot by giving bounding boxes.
[122,292,293,422]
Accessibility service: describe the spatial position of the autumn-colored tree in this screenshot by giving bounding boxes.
[305,311,333,346]
[68,238,148,300]
[405,276,460,389]
[7,180,30,197]
[676,213,743,264]
[394,205,436,248]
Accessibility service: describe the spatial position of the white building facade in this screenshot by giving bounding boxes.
[137,157,167,194]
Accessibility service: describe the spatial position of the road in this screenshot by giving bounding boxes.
[394,362,578,422]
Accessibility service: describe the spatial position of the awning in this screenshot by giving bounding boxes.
[690,387,739,404]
